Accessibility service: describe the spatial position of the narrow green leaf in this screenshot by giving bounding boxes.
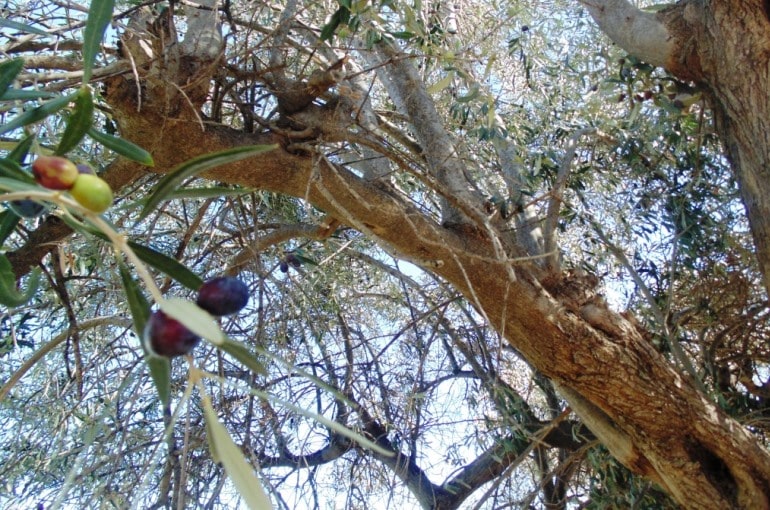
[320,10,342,41]
[0,159,35,184]
[0,19,49,37]
[204,404,220,463]
[0,89,58,101]
[254,388,395,458]
[219,339,267,376]
[56,86,94,155]
[0,210,21,246]
[0,59,25,99]
[427,72,454,95]
[159,298,225,345]
[293,254,318,267]
[141,145,276,220]
[0,93,75,136]
[7,134,35,163]
[163,187,254,200]
[389,31,415,40]
[119,260,170,406]
[87,128,154,166]
[128,241,203,291]
[202,397,273,509]
[0,177,38,193]
[0,253,40,307]
[117,260,150,334]
[146,356,171,408]
[120,187,253,211]
[81,0,115,83]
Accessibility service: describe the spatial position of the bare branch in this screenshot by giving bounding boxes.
[543,127,596,272]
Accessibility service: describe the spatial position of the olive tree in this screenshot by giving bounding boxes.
[1,1,769,508]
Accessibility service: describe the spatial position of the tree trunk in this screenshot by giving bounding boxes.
[679,0,770,297]
[576,1,770,507]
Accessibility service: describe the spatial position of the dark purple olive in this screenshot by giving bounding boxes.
[286,254,302,268]
[196,276,249,316]
[279,261,289,273]
[144,310,200,357]
[76,163,95,174]
[8,199,46,218]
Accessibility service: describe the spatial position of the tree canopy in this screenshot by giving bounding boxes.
[1,1,769,509]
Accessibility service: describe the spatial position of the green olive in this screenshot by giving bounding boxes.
[69,174,113,213]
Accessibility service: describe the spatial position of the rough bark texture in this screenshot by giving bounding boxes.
[581,1,770,507]
[678,0,770,299]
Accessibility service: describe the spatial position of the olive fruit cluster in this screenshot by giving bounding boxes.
[145,276,249,358]
[32,156,113,213]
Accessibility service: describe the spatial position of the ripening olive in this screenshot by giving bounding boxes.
[69,174,113,213]
[32,156,79,190]
[144,310,201,357]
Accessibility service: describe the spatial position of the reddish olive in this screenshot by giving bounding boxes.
[144,310,201,357]
[32,156,79,190]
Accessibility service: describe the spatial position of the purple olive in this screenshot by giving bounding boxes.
[196,276,249,316]
[286,254,302,268]
[144,310,201,357]
[76,163,95,174]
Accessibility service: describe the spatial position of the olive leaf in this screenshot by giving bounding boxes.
[56,86,94,155]
[0,253,40,307]
[81,0,115,83]
[87,128,155,166]
[202,396,273,509]
[140,145,276,221]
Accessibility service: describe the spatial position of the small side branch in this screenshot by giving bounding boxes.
[542,127,597,272]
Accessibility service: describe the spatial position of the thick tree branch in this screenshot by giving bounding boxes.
[257,432,353,469]
[373,42,485,224]
[580,0,673,68]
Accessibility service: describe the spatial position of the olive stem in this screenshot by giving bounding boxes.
[0,190,164,303]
